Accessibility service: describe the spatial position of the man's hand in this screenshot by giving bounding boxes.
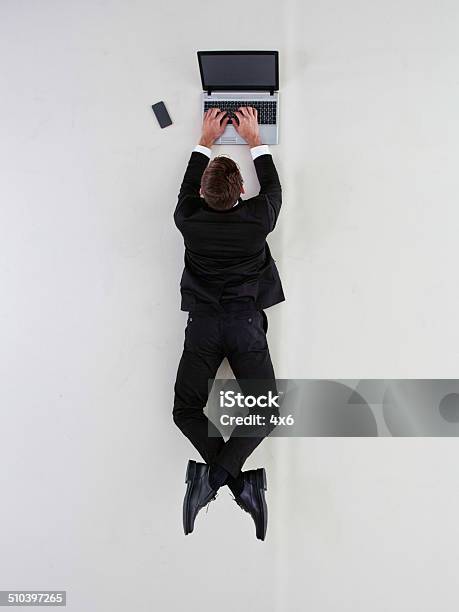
[232,107,262,147]
[198,108,229,148]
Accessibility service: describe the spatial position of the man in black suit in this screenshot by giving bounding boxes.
[173,106,284,540]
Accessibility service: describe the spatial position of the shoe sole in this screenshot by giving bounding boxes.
[255,468,268,541]
[183,460,197,535]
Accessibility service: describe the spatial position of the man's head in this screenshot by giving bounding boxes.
[200,155,245,210]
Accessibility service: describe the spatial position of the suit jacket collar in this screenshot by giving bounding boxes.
[201,197,243,213]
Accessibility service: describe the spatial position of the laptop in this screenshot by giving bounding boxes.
[197,50,279,145]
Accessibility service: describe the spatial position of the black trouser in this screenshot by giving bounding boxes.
[173,301,277,478]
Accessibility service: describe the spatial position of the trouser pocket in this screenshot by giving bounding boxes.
[184,312,221,353]
[226,311,268,353]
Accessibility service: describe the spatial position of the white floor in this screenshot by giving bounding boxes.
[2,0,459,610]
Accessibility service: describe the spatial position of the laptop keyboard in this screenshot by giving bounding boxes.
[203,100,277,125]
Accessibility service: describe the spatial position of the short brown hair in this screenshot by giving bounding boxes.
[201,156,243,210]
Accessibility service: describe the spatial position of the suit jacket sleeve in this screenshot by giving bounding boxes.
[174,151,209,222]
[253,153,282,232]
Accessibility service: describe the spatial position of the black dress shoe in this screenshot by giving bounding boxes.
[232,468,268,541]
[183,460,218,535]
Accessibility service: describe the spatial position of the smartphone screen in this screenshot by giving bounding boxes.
[152,101,173,128]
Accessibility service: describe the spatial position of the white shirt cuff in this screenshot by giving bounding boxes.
[193,145,211,158]
[251,144,271,160]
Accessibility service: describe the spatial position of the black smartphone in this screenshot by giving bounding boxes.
[152,101,173,128]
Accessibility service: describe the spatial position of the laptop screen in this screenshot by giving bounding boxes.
[198,51,279,91]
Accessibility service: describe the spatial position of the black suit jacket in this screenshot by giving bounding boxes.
[174,150,285,312]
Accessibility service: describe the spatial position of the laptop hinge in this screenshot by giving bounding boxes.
[206,89,275,96]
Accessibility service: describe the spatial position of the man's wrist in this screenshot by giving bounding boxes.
[248,136,262,147]
[198,137,214,148]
